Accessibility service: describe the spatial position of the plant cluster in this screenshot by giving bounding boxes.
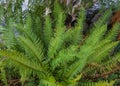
[0,0,120,86]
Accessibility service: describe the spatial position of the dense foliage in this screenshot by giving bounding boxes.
[0,0,120,86]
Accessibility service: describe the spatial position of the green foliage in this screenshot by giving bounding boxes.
[0,1,120,86]
[0,62,8,86]
[79,80,115,86]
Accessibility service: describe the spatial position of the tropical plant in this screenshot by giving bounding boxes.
[0,0,120,86]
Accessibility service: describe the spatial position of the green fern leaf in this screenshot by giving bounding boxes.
[44,15,53,47]
[18,36,44,62]
[0,50,45,73]
[51,45,77,69]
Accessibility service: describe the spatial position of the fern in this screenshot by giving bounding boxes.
[0,1,119,86]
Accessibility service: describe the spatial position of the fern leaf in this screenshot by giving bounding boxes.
[18,36,44,62]
[0,50,45,73]
[2,21,16,49]
[79,80,114,86]
[51,45,77,69]
[24,14,32,31]
[64,9,85,45]
[15,23,38,43]
[0,65,8,86]
[94,9,112,28]
[92,41,119,62]
[86,25,107,46]
[72,9,85,44]
[66,45,95,79]
[39,76,57,86]
[48,37,64,59]
[48,12,65,59]
[66,57,87,80]
[44,15,53,47]
[106,23,120,40]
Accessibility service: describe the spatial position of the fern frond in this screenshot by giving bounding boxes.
[89,41,119,62]
[65,43,95,79]
[48,12,65,59]
[2,21,16,49]
[106,23,120,40]
[64,9,85,45]
[94,9,112,28]
[24,14,32,30]
[51,45,77,69]
[14,14,40,43]
[101,52,120,72]
[48,36,63,59]
[18,36,44,62]
[32,17,43,41]
[115,52,120,62]
[0,65,8,86]
[0,50,45,73]
[66,57,87,80]
[15,23,38,43]
[53,1,63,19]
[44,15,53,47]
[79,80,114,86]
[72,9,85,44]
[86,24,107,46]
[39,76,57,86]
